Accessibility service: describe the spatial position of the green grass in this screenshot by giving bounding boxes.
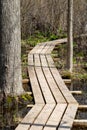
[22,31,49,47]
[61,70,72,79]
[21,31,87,82]
[72,72,87,81]
[21,31,62,79]
[21,30,67,47]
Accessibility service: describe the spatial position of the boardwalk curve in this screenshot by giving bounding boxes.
[16,38,78,130]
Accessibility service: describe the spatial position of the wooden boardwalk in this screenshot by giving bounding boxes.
[16,38,78,130]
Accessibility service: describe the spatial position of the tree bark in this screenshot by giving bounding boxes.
[67,0,73,72]
[0,0,24,95]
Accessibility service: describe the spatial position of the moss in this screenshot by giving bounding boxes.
[20,93,33,102]
[71,72,87,82]
[0,93,33,128]
[61,70,72,79]
[2,93,33,111]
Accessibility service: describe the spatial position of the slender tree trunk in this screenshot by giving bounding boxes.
[67,0,73,72]
[0,0,24,95]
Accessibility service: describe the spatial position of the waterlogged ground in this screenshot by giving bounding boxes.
[69,80,87,130]
[0,91,33,130]
[0,81,87,130]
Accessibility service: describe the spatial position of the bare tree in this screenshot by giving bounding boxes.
[67,0,73,72]
[0,0,24,95]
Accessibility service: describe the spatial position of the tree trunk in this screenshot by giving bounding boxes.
[67,0,73,72]
[0,0,24,95]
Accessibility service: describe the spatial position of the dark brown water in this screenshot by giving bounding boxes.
[69,80,87,130]
[0,80,87,130]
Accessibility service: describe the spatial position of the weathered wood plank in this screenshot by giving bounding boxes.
[40,55,66,103]
[50,68,78,104]
[43,38,67,46]
[78,105,87,110]
[51,38,67,45]
[27,104,34,108]
[28,66,44,104]
[22,79,71,84]
[22,79,29,84]
[35,43,46,54]
[15,104,44,130]
[16,38,78,130]
[30,38,67,54]
[28,54,34,66]
[74,120,87,127]
[40,55,48,67]
[29,104,55,130]
[46,45,55,54]
[46,54,77,103]
[35,66,55,104]
[40,44,51,54]
[58,104,78,130]
[34,54,41,67]
[30,44,40,54]
[63,79,71,84]
[43,104,67,130]
[43,68,66,103]
[46,55,55,68]
[70,91,82,95]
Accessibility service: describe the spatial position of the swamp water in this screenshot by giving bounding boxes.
[0,80,87,130]
[70,80,87,130]
[0,84,33,130]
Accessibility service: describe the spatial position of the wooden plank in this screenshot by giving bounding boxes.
[43,38,67,46]
[22,78,71,84]
[43,104,67,130]
[35,66,55,104]
[30,38,67,54]
[15,104,44,130]
[51,38,67,45]
[50,68,78,104]
[43,67,66,103]
[30,44,40,54]
[35,43,46,54]
[29,104,55,130]
[78,105,87,110]
[70,91,82,95]
[46,55,55,68]
[40,44,51,54]
[40,55,66,103]
[63,79,71,84]
[46,55,77,103]
[22,79,29,84]
[58,104,78,130]
[28,54,34,66]
[46,45,55,54]
[28,66,44,104]
[40,55,48,67]
[27,104,34,108]
[74,120,87,127]
[34,54,41,67]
